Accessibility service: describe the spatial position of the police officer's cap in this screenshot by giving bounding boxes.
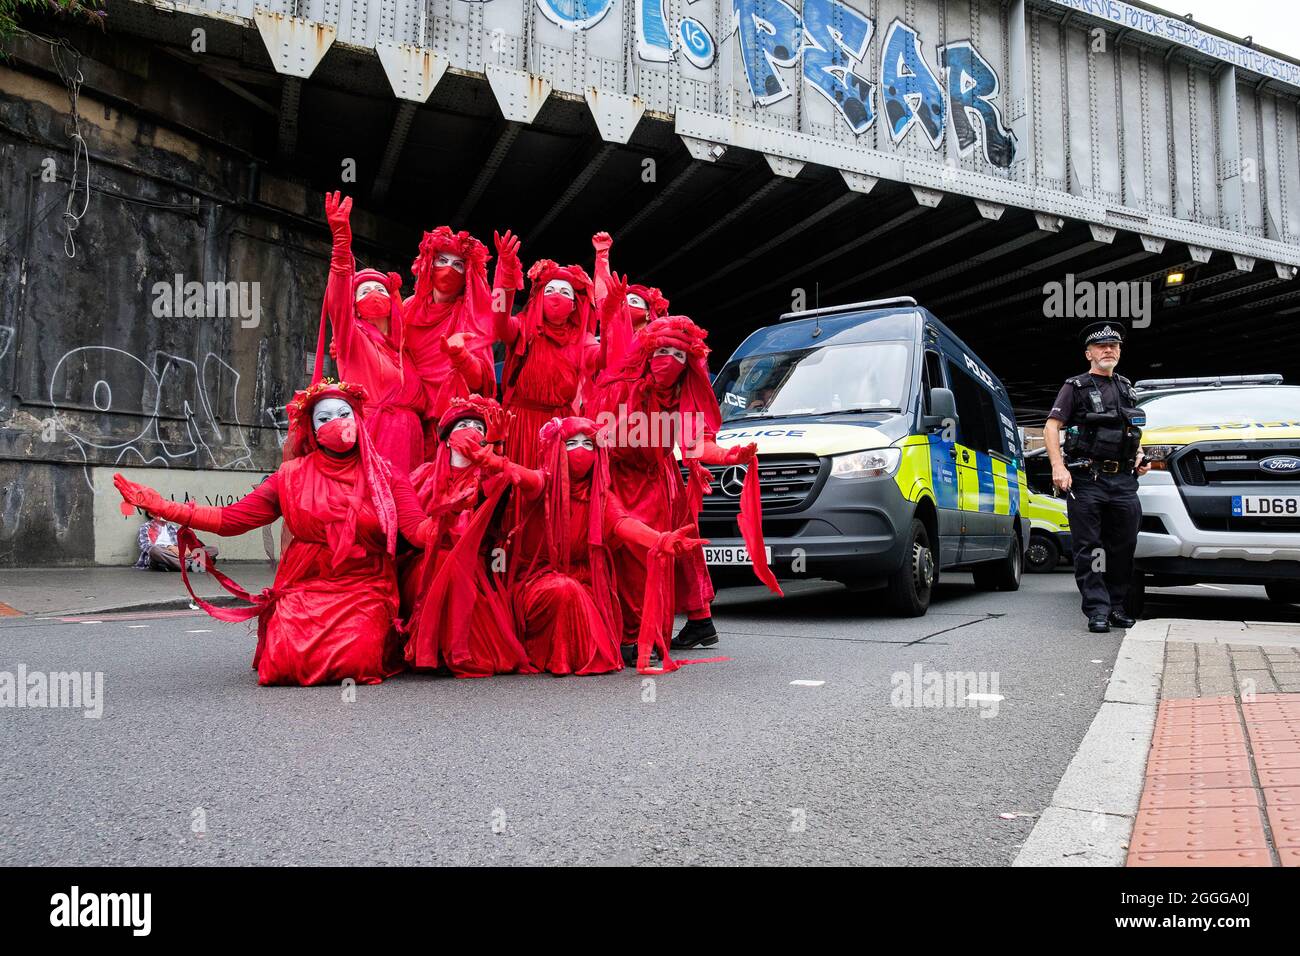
[1081,321,1126,346]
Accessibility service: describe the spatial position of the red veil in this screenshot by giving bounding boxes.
[501,259,595,411]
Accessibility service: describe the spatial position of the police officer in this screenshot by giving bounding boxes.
[1044,322,1151,633]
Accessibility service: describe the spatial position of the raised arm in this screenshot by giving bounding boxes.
[491,229,523,345]
[323,191,358,363]
[591,231,613,306]
[114,472,282,536]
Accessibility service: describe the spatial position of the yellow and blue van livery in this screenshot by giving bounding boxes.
[1022,489,1071,573]
[703,297,1029,616]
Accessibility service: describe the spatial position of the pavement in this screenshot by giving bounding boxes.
[3,565,1298,866]
[1016,616,1300,867]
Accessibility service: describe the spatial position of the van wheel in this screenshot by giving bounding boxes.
[972,537,1022,591]
[1265,581,1300,604]
[886,519,935,617]
[1124,571,1147,618]
[1024,531,1059,574]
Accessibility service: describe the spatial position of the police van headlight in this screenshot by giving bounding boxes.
[1141,444,1182,471]
[831,447,901,479]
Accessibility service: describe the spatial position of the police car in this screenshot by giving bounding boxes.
[1128,374,1300,614]
[701,297,1029,616]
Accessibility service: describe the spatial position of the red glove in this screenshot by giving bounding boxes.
[592,231,613,255]
[384,271,403,297]
[602,272,629,321]
[442,332,476,371]
[656,525,709,556]
[723,442,758,465]
[448,429,491,467]
[113,473,224,532]
[325,191,352,251]
[493,229,523,290]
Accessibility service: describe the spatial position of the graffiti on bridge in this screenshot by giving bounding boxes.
[48,346,266,490]
[732,2,1016,165]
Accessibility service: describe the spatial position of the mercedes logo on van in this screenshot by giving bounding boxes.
[1260,455,1300,474]
[720,465,748,496]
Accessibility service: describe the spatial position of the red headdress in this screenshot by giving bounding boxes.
[514,260,593,355]
[626,284,669,319]
[283,378,399,565]
[409,227,493,323]
[309,268,405,386]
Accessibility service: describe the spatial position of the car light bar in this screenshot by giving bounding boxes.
[1134,374,1284,391]
[779,296,918,321]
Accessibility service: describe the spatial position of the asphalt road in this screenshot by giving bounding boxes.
[2,571,1297,866]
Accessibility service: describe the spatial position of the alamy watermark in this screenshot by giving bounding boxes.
[1042,273,1151,329]
[0,665,104,718]
[151,273,261,328]
[890,663,1002,717]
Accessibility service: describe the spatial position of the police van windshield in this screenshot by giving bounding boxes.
[1140,386,1300,428]
[714,341,912,422]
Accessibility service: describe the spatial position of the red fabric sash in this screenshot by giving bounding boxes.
[635,538,728,676]
[177,528,277,624]
[738,456,783,596]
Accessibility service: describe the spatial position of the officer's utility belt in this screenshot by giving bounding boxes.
[1067,458,1134,475]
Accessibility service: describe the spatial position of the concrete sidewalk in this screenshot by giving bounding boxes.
[1015,617,1300,866]
[0,563,277,616]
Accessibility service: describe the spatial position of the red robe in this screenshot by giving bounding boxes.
[510,477,625,676]
[591,377,716,641]
[324,268,425,476]
[177,455,430,686]
[401,297,496,453]
[404,458,533,678]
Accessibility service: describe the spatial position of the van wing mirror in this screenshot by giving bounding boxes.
[922,387,958,432]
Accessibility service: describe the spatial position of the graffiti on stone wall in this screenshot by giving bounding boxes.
[730,2,1016,166]
[48,346,260,490]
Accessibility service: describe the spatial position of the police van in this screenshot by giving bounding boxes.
[703,297,1029,616]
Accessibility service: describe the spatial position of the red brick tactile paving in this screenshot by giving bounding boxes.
[1129,689,1300,866]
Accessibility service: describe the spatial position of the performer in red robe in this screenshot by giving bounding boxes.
[404,396,542,678]
[319,191,425,476]
[404,226,522,455]
[494,259,599,468]
[591,316,782,660]
[508,416,706,676]
[591,231,670,376]
[112,380,436,686]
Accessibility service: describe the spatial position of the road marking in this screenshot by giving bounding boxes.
[186,629,212,634]
[1195,583,1230,591]
[80,620,102,625]
[965,693,1004,703]
[789,680,825,687]
[128,624,149,629]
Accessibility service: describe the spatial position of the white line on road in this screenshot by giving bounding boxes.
[789,680,825,687]
[186,629,212,634]
[965,693,1004,703]
[127,625,149,629]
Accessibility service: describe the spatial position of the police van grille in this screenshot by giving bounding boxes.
[684,455,823,516]
[1179,444,1300,485]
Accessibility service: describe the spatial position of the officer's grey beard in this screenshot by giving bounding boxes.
[1092,358,1118,372]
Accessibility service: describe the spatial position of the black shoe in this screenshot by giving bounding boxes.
[620,643,638,667]
[1088,616,1111,633]
[1108,611,1136,629]
[672,617,719,650]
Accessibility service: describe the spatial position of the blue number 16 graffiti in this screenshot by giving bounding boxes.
[732,0,1016,167]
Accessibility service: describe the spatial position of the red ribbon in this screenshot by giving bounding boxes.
[737,455,783,597]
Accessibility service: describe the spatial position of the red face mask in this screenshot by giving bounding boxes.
[316,416,357,454]
[432,266,465,297]
[567,447,595,480]
[356,290,390,320]
[542,293,574,323]
[650,354,686,388]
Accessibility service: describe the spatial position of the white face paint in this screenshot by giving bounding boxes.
[544,279,575,300]
[626,293,648,312]
[312,398,354,434]
[354,280,386,302]
[653,346,687,364]
[564,434,595,451]
[448,417,486,468]
[435,252,466,273]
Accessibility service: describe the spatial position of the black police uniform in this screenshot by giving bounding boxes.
[1047,324,1144,627]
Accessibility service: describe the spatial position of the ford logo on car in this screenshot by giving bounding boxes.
[1260,456,1300,473]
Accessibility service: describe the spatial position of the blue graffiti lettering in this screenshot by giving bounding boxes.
[880,18,945,149]
[801,0,875,134]
[638,0,674,62]
[940,41,1017,166]
[536,0,616,31]
[679,17,717,69]
[732,0,802,105]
